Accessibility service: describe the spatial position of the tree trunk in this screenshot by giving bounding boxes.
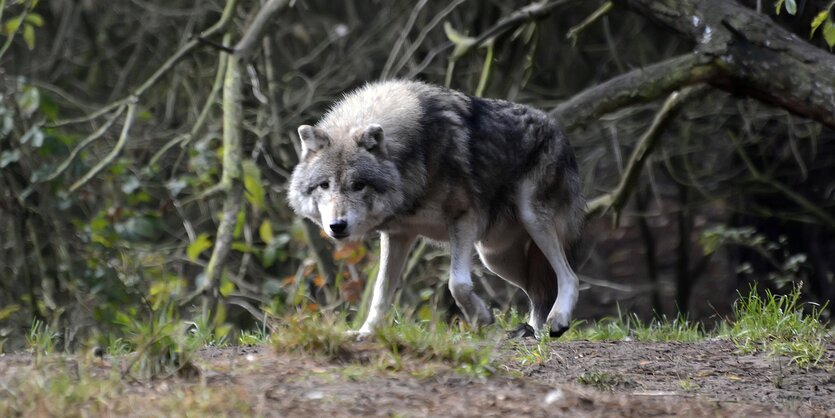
[615,0,835,129]
[557,0,835,131]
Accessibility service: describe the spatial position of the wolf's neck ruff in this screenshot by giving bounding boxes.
[288,80,584,339]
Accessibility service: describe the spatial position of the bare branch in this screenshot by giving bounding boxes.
[586,85,707,221]
[41,105,126,183]
[50,0,239,128]
[566,1,613,46]
[733,135,835,229]
[233,0,292,61]
[68,102,138,193]
[552,53,718,130]
[149,34,231,168]
[614,0,835,130]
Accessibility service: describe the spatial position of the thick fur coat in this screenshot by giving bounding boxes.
[288,80,584,338]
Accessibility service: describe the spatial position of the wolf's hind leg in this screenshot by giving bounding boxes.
[448,215,493,327]
[355,233,416,339]
[517,193,579,338]
[476,222,556,336]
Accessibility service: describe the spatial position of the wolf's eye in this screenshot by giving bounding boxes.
[318,181,330,190]
[352,181,366,191]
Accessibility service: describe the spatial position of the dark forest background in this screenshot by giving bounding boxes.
[1,0,834,351]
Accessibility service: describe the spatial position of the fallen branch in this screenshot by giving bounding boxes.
[586,85,707,222]
[552,53,718,130]
[613,0,835,130]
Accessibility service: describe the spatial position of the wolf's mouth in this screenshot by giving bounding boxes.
[330,233,349,240]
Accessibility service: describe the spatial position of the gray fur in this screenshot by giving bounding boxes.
[288,80,584,338]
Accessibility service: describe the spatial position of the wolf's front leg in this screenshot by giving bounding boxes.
[448,216,493,327]
[354,233,416,340]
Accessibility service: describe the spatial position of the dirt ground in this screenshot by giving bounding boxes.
[4,339,832,417]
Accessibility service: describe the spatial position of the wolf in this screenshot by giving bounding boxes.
[287,80,584,339]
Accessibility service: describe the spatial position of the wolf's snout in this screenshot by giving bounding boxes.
[329,220,348,236]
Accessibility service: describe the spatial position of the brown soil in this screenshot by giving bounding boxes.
[2,340,834,417]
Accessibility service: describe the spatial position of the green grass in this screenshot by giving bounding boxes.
[272,313,352,360]
[375,319,497,376]
[678,377,700,391]
[523,285,828,368]
[238,328,270,346]
[577,371,633,391]
[271,312,497,376]
[722,286,829,367]
[0,362,253,417]
[562,311,704,342]
[112,306,204,379]
[26,319,60,357]
[513,336,552,366]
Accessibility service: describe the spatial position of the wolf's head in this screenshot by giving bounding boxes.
[287,123,404,241]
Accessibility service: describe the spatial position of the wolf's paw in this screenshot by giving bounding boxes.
[345,329,374,342]
[549,325,569,338]
[475,307,495,328]
[546,313,571,339]
[507,323,537,339]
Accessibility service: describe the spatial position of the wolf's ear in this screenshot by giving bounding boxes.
[357,124,386,156]
[298,125,329,159]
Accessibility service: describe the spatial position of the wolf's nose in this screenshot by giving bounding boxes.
[329,220,348,234]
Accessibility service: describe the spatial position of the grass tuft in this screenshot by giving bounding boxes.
[513,335,552,366]
[26,319,60,357]
[271,312,497,376]
[723,285,828,367]
[577,371,633,391]
[0,363,253,417]
[238,328,270,346]
[562,311,704,342]
[271,313,351,360]
[375,319,497,377]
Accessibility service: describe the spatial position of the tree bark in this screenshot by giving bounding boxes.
[556,0,835,131]
[553,53,717,130]
[614,0,835,130]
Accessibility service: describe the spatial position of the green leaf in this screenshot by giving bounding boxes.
[219,277,235,297]
[24,13,44,27]
[38,93,59,121]
[3,17,22,35]
[231,242,257,253]
[136,109,154,121]
[261,243,281,268]
[785,0,797,15]
[0,150,21,168]
[774,0,785,15]
[259,219,274,243]
[20,126,43,147]
[824,20,835,49]
[810,10,829,38]
[187,233,213,261]
[166,178,188,196]
[17,85,39,118]
[115,215,163,241]
[243,161,265,211]
[22,24,35,49]
[1,111,13,138]
[121,175,140,194]
[233,210,245,239]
